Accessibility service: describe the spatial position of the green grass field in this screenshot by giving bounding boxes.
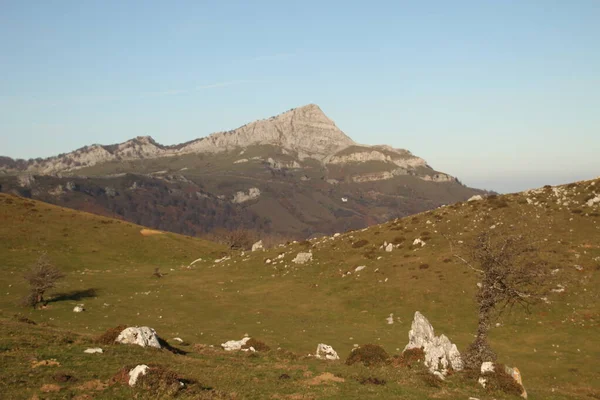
[0,178,598,399]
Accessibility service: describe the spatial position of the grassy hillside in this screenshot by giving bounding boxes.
[0,178,598,399]
[1,144,486,240]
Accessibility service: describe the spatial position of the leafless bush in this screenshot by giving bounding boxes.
[455,231,548,369]
[22,254,65,307]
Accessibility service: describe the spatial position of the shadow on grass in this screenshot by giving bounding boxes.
[48,288,99,303]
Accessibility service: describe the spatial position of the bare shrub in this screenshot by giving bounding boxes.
[455,231,548,369]
[22,254,65,307]
[209,228,259,250]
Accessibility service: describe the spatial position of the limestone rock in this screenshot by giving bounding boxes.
[386,313,394,325]
[128,364,149,386]
[468,195,483,202]
[403,311,463,377]
[292,252,313,264]
[115,327,161,349]
[504,365,527,398]
[221,336,252,351]
[73,304,84,313]
[315,344,339,360]
[481,361,494,373]
[413,238,426,247]
[385,243,393,252]
[83,348,103,354]
[251,240,263,252]
[232,188,260,203]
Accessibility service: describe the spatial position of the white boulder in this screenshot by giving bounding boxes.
[481,361,495,373]
[251,240,263,252]
[292,252,313,264]
[468,195,483,202]
[128,364,149,386]
[83,348,103,354]
[115,327,161,349]
[386,313,394,325]
[221,336,252,351]
[587,196,600,207]
[315,343,339,360]
[385,243,393,252]
[73,304,85,312]
[403,311,463,378]
[413,238,426,247]
[355,265,366,272]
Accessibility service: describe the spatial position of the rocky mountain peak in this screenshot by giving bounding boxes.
[178,104,355,158]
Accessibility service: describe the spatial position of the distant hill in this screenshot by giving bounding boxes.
[0,104,488,238]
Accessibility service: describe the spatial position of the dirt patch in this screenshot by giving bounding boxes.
[40,383,61,393]
[140,228,164,236]
[305,372,345,386]
[31,359,60,368]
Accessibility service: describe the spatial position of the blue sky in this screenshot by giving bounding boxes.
[1,1,598,193]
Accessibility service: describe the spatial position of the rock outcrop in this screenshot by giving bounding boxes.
[292,252,313,264]
[251,240,263,252]
[221,336,252,351]
[403,311,463,378]
[315,344,340,360]
[115,327,161,349]
[128,364,149,386]
[232,188,261,203]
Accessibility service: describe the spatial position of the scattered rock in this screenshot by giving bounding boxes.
[251,240,263,252]
[386,313,394,325]
[292,252,313,264]
[481,361,494,373]
[586,195,600,207]
[73,304,85,313]
[221,336,253,351]
[83,348,103,354]
[315,343,340,360]
[128,364,149,386]
[402,311,463,378]
[413,238,426,247]
[385,243,393,252]
[232,187,261,203]
[115,327,161,348]
[355,265,366,272]
[504,365,527,398]
[468,195,483,202]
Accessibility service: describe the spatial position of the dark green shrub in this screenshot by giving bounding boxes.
[352,239,369,248]
[345,344,389,366]
[242,338,270,352]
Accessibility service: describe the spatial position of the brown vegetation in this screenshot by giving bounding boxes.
[345,344,389,367]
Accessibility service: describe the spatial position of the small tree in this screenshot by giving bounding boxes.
[456,231,548,369]
[22,254,65,307]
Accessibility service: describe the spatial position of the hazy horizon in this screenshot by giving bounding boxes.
[1,1,598,193]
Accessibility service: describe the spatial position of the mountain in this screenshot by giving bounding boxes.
[0,104,488,238]
[0,177,598,399]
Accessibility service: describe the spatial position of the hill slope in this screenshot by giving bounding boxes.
[0,178,598,399]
